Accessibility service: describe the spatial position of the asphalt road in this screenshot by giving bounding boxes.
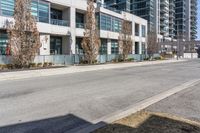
[0,59,200,133]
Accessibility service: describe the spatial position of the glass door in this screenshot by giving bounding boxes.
[50,37,62,55]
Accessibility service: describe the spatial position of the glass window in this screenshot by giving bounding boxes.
[0,32,8,55]
[100,13,122,33]
[51,8,62,20]
[38,2,49,23]
[135,23,140,36]
[135,42,139,54]
[0,0,50,23]
[111,40,119,54]
[76,12,85,28]
[76,38,84,55]
[100,14,107,30]
[50,37,62,55]
[0,0,15,16]
[31,1,38,17]
[142,25,146,37]
[106,16,111,31]
[142,42,146,55]
[96,13,100,29]
[99,39,107,55]
[112,18,122,32]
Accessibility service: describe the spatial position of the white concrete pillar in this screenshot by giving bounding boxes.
[107,39,111,54]
[40,34,50,55]
[132,21,135,37]
[132,41,135,54]
[139,24,141,37]
[70,7,76,54]
[139,42,142,54]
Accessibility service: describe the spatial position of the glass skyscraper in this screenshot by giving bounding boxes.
[104,0,198,41]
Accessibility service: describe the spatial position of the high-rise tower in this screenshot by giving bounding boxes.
[104,0,198,41]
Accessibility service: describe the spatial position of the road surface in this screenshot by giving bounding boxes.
[0,59,200,133]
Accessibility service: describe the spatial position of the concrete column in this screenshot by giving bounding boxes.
[139,42,143,55]
[40,34,50,55]
[132,22,135,36]
[70,7,76,54]
[107,39,111,54]
[132,41,135,54]
[62,36,72,55]
[63,8,70,23]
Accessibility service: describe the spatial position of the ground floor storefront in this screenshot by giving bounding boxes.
[0,30,147,57]
[0,31,148,65]
[75,37,147,56]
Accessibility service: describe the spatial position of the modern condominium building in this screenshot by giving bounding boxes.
[169,0,175,39]
[0,0,147,56]
[104,0,198,42]
[175,0,198,40]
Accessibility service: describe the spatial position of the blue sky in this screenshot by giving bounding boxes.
[198,0,200,40]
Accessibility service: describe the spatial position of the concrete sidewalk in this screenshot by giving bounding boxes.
[0,59,186,81]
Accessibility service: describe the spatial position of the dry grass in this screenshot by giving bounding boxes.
[93,111,200,133]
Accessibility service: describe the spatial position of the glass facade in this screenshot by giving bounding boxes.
[76,12,85,28]
[99,39,107,55]
[142,42,146,55]
[105,0,154,32]
[104,0,131,13]
[76,38,84,55]
[37,1,49,23]
[142,25,146,37]
[0,0,15,16]
[0,0,50,23]
[135,42,139,54]
[51,8,62,20]
[50,37,62,55]
[111,40,119,54]
[0,32,8,55]
[135,23,140,36]
[100,13,122,32]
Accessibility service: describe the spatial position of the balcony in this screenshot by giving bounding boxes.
[160,7,169,13]
[160,0,169,6]
[76,23,84,28]
[169,2,175,8]
[50,19,69,27]
[76,11,85,29]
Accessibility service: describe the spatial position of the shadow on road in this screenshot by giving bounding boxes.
[1,112,200,133]
[0,114,98,133]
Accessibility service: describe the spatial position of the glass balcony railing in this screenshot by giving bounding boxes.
[76,23,84,28]
[135,32,140,36]
[50,19,69,27]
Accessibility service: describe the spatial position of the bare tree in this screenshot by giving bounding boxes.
[147,31,158,58]
[118,20,133,61]
[81,0,101,64]
[7,0,41,68]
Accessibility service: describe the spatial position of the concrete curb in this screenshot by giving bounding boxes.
[0,60,186,82]
[71,78,200,133]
